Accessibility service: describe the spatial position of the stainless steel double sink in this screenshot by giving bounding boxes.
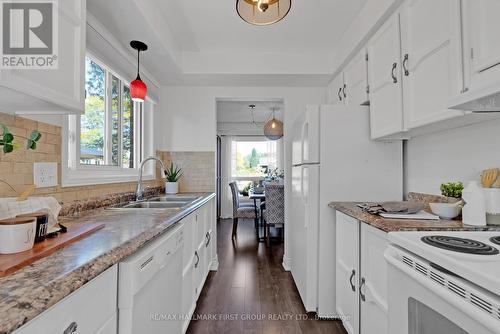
[109,195,202,211]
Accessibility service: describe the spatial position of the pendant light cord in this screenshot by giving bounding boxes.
[136,49,141,80]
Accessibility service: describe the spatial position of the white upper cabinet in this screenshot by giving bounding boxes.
[367,0,469,140]
[344,49,369,107]
[326,49,369,107]
[0,0,85,115]
[326,72,345,105]
[367,13,405,140]
[462,0,500,92]
[400,0,464,128]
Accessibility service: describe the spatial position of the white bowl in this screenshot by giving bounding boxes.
[429,203,462,219]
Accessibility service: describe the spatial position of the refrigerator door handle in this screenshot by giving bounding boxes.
[301,121,309,163]
[303,167,309,229]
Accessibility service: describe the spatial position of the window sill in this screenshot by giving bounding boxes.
[61,166,155,188]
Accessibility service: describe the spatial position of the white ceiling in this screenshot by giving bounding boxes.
[157,0,367,54]
[217,100,284,124]
[87,0,368,86]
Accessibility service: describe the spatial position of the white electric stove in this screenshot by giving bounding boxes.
[385,231,500,334]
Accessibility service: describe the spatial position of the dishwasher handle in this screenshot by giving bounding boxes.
[194,251,200,268]
[63,322,78,334]
[205,232,211,247]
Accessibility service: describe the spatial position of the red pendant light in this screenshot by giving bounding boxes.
[130,40,148,103]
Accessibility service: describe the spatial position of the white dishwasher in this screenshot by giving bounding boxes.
[118,224,184,334]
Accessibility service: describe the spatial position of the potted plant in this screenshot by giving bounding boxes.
[440,182,464,200]
[164,163,182,194]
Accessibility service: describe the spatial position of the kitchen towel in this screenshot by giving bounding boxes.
[0,197,61,232]
[359,201,425,215]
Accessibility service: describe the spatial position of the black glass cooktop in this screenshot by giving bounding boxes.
[490,236,500,246]
[421,235,499,255]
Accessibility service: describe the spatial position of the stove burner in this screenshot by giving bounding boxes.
[490,236,500,246]
[421,235,499,255]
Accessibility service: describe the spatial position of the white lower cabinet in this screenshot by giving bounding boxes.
[359,223,389,334]
[336,212,359,334]
[14,265,118,334]
[13,196,217,334]
[181,197,217,333]
[336,212,388,334]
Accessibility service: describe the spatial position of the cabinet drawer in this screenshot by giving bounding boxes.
[14,265,118,334]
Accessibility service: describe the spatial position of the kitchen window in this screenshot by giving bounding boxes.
[63,54,155,186]
[79,57,142,168]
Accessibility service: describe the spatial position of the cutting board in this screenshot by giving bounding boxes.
[0,223,104,277]
[379,210,440,220]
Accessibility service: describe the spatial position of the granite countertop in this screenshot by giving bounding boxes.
[329,202,500,233]
[0,192,215,334]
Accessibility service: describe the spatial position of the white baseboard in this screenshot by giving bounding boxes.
[282,254,291,271]
[209,255,219,271]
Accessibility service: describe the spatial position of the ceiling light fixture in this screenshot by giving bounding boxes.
[264,107,283,140]
[130,40,148,103]
[236,0,291,26]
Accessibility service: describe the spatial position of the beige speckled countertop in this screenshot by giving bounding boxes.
[329,202,500,233]
[0,193,215,334]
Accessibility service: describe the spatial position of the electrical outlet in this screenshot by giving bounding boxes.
[33,162,58,188]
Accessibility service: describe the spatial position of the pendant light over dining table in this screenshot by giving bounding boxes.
[264,107,283,140]
[236,0,291,26]
[130,40,148,103]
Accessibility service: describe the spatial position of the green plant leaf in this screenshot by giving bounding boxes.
[3,132,14,143]
[27,140,37,150]
[30,130,42,141]
[3,143,13,153]
[164,163,182,182]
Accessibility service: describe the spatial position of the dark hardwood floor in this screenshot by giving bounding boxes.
[186,219,347,334]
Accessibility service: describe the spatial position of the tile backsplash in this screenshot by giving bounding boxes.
[159,151,215,193]
[0,112,162,205]
[0,113,216,207]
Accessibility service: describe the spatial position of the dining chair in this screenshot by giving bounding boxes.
[261,184,284,247]
[229,182,257,238]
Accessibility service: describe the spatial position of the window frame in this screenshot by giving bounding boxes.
[61,52,155,187]
[231,136,280,180]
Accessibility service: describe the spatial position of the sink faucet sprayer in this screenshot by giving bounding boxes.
[136,156,166,200]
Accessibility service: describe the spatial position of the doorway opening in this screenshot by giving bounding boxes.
[215,99,285,244]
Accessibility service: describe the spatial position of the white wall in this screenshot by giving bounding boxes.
[158,85,325,267]
[405,119,500,195]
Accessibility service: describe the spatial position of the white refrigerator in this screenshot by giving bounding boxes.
[290,105,402,315]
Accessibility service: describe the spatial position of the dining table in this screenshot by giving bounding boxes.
[249,188,266,241]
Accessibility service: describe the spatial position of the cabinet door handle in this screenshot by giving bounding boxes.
[349,269,356,292]
[360,277,366,302]
[194,250,200,268]
[403,54,409,76]
[391,62,398,83]
[205,231,211,247]
[338,87,343,101]
[63,322,78,334]
[342,84,347,99]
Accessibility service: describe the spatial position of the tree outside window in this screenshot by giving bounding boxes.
[80,56,141,168]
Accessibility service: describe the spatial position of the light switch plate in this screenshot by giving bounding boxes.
[33,162,58,188]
